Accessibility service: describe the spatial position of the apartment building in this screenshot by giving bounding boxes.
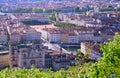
[22,28,41,42]
[45,50,76,71]
[68,33,79,44]
[14,13,49,24]
[42,28,79,44]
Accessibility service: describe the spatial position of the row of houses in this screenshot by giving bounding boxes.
[0,13,50,44]
[41,27,79,44]
[40,27,118,45]
[13,13,50,24]
[56,12,120,27]
[0,13,75,70]
[0,27,42,43]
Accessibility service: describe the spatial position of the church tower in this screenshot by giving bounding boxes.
[9,43,19,67]
[7,26,19,68]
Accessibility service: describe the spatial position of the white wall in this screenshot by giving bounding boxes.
[79,33,94,41]
[25,33,41,41]
[68,36,79,43]
[48,34,61,43]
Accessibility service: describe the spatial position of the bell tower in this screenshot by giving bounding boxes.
[9,43,19,67]
[7,26,19,68]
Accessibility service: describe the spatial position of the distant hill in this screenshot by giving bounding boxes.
[0,0,39,2]
[0,0,119,3]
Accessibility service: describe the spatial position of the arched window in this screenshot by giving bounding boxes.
[39,53,41,57]
[30,60,36,65]
[23,61,27,66]
[23,54,26,58]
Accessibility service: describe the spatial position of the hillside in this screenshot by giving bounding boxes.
[0,34,120,78]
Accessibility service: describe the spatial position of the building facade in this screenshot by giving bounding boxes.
[81,41,102,61]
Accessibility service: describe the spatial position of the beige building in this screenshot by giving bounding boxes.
[18,45,46,68]
[61,34,68,43]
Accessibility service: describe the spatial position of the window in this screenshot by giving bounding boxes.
[72,39,75,42]
[12,57,15,61]
[11,52,14,55]
[23,54,26,58]
[23,61,27,66]
[30,60,36,65]
[39,53,41,57]
[36,45,40,49]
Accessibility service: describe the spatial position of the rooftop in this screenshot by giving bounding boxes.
[0,50,9,54]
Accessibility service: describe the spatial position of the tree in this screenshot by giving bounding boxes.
[88,33,120,77]
[116,8,120,11]
[33,8,43,13]
[75,7,80,12]
[54,22,76,27]
[100,8,115,12]
[76,49,84,65]
[0,8,1,12]
[49,13,56,21]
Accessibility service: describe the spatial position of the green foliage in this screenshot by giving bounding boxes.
[5,8,43,13]
[14,8,33,13]
[49,13,56,21]
[54,22,76,27]
[0,8,1,12]
[33,8,43,13]
[100,8,115,12]
[88,33,120,77]
[0,34,120,78]
[45,9,53,13]
[76,49,84,65]
[75,7,81,12]
[21,20,49,25]
[116,8,120,11]
[100,8,120,12]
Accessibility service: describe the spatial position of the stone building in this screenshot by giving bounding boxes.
[45,50,76,71]
[9,41,48,68]
[18,42,47,68]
